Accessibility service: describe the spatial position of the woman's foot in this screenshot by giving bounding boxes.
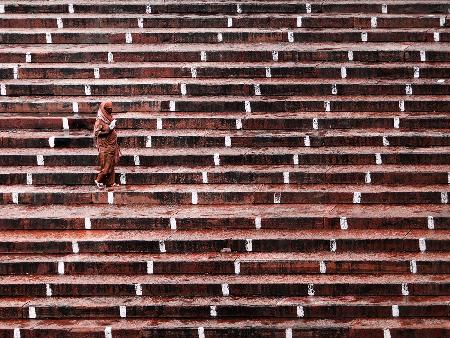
[94,180,105,189]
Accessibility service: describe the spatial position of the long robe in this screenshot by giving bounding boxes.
[94,102,120,186]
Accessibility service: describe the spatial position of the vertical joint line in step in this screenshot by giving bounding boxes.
[236,118,242,130]
[225,136,232,147]
[361,32,368,42]
[190,67,197,78]
[217,32,223,42]
[293,154,299,165]
[14,329,20,338]
[234,260,240,274]
[254,84,261,96]
[319,260,326,273]
[181,83,187,96]
[57,261,65,275]
[156,117,163,130]
[384,329,391,338]
[245,239,253,252]
[0,4,4,13]
[413,66,420,79]
[236,4,242,13]
[169,100,176,112]
[145,136,152,148]
[210,305,217,317]
[28,306,37,319]
[49,136,55,148]
[84,84,91,96]
[324,101,331,112]
[440,17,446,27]
[331,84,337,95]
[46,283,52,296]
[304,135,311,147]
[382,136,389,147]
[405,84,412,95]
[392,304,399,317]
[312,118,319,130]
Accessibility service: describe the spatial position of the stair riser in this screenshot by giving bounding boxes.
[0,239,447,254]
[1,261,449,275]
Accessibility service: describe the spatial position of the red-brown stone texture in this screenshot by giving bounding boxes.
[0,0,449,337]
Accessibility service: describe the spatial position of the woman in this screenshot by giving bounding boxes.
[93,101,121,188]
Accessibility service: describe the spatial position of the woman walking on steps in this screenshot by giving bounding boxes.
[94,101,121,188]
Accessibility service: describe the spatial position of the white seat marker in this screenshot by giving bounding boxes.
[159,240,166,253]
[12,192,19,204]
[26,52,31,63]
[93,67,100,79]
[384,329,391,338]
[340,217,348,230]
[169,100,176,112]
[170,217,177,230]
[14,328,20,338]
[234,260,240,274]
[221,283,230,296]
[72,102,79,113]
[245,100,251,113]
[191,191,198,204]
[146,5,152,13]
[371,17,377,28]
[217,33,223,42]
[288,31,294,42]
[135,283,143,296]
[107,192,114,204]
[45,33,52,44]
[419,238,426,252]
[293,154,299,165]
[319,261,326,273]
[353,192,361,204]
[441,192,448,204]
[255,217,262,230]
[119,305,127,318]
[84,217,91,230]
[57,18,64,29]
[405,84,412,95]
[330,239,337,252]
[125,32,132,44]
[84,85,91,96]
[145,136,152,148]
[413,66,420,78]
[382,136,390,147]
[361,32,368,42]
[324,101,331,112]
[272,51,279,62]
[48,136,55,148]
[107,52,114,63]
[286,328,293,338]
[181,83,187,96]
[297,16,303,27]
[401,283,409,295]
[37,155,45,166]
[307,283,315,296]
[228,17,233,27]
[236,118,242,130]
[214,153,220,166]
[28,306,36,319]
[0,5,4,13]
[392,305,399,317]
[147,260,154,274]
[200,51,207,61]
[382,4,388,13]
[341,66,347,79]
[304,135,311,147]
[434,32,440,42]
[254,84,261,96]
[348,50,353,61]
[198,327,205,338]
[190,67,197,78]
[46,283,52,296]
[331,84,337,95]
[105,327,112,338]
[156,117,163,130]
[13,65,19,79]
[410,260,417,274]
[120,173,126,185]
[274,192,281,204]
[236,4,242,13]
[427,215,435,229]
[225,136,231,147]
[365,172,372,184]
[202,171,208,184]
[306,3,311,13]
[0,84,6,96]
[134,155,140,166]
[375,153,382,165]
[68,4,74,13]
[72,241,79,254]
[393,117,400,129]
[420,51,426,62]
[57,261,64,275]
[312,118,319,130]
[210,305,217,317]
[138,18,144,28]
[26,173,32,185]
[245,239,253,252]
[297,305,304,317]
[440,17,446,27]
[62,117,69,130]
[283,172,290,184]
[265,67,271,78]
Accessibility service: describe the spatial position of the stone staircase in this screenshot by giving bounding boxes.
[0,1,449,337]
